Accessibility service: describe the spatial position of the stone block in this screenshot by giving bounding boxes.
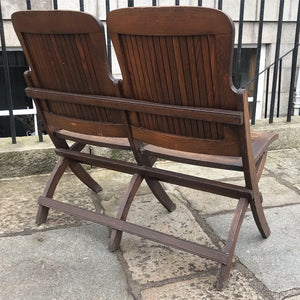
[141,270,264,300]
[207,205,300,292]
[102,193,219,284]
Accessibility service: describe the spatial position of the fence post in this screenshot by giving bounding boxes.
[269,0,284,123]
[251,0,265,125]
[234,0,245,89]
[287,0,300,121]
[294,68,300,116]
[0,1,16,143]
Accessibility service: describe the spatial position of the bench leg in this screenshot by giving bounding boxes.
[36,157,68,225]
[252,152,271,238]
[145,178,176,212]
[109,174,176,251]
[217,198,249,290]
[140,153,176,212]
[36,157,102,225]
[109,173,143,251]
[36,142,102,225]
[69,162,102,193]
[250,193,270,239]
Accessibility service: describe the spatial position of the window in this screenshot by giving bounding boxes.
[0,51,36,137]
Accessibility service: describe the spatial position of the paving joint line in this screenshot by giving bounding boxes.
[264,167,300,195]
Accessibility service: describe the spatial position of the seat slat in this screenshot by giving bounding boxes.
[55,129,131,150]
[142,130,279,170]
[132,126,241,156]
[44,111,127,137]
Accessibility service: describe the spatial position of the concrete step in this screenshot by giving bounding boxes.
[0,116,299,178]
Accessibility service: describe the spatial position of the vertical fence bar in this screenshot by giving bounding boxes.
[269,0,284,123]
[79,0,84,11]
[26,0,43,141]
[106,0,112,71]
[234,0,245,88]
[152,0,157,6]
[264,67,270,118]
[218,0,223,10]
[26,0,31,10]
[128,0,134,7]
[0,1,16,143]
[251,0,265,124]
[198,0,202,6]
[287,0,300,121]
[53,0,58,9]
[277,58,282,117]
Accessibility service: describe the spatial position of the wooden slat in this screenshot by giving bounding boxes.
[107,7,234,36]
[141,144,243,171]
[54,148,253,200]
[26,88,244,125]
[141,130,279,170]
[132,127,241,156]
[250,130,279,160]
[44,111,127,137]
[39,196,228,263]
[55,129,131,150]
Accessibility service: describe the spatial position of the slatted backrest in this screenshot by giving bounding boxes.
[108,7,244,156]
[12,10,126,138]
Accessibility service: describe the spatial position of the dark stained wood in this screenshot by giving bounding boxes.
[217,198,249,290]
[54,148,254,200]
[13,8,279,290]
[55,130,131,150]
[109,173,144,252]
[25,88,244,126]
[13,9,175,226]
[108,6,278,289]
[43,111,127,137]
[141,130,278,171]
[131,126,241,156]
[36,142,101,225]
[239,91,271,239]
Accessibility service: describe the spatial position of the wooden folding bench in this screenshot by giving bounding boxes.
[13,7,278,289]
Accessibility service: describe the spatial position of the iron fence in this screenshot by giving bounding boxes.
[0,0,299,144]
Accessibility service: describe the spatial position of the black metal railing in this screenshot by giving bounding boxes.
[0,0,300,144]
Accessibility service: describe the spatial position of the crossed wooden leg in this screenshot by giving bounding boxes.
[250,151,271,238]
[37,143,175,235]
[109,173,143,251]
[217,198,249,289]
[217,151,270,288]
[36,143,102,225]
[109,157,176,251]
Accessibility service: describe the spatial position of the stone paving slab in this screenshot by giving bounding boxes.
[0,224,133,300]
[141,270,264,300]
[206,205,300,292]
[265,148,300,189]
[285,296,300,300]
[0,169,146,236]
[1,148,300,299]
[170,176,300,215]
[0,174,98,236]
[102,193,219,284]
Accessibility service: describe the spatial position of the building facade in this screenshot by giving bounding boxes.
[1,0,299,137]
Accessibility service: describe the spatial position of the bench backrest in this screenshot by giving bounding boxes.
[108,7,245,156]
[12,10,126,138]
